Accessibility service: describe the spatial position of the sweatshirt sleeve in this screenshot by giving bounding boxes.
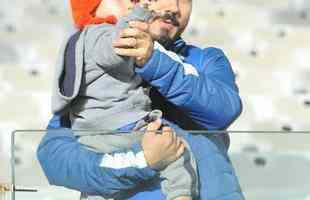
[37,116,157,198]
[85,6,152,70]
[136,44,242,130]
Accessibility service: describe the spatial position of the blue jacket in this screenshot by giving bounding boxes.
[37,38,244,200]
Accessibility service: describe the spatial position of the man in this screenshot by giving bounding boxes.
[37,0,244,199]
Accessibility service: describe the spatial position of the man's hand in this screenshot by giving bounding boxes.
[113,21,153,66]
[141,119,185,170]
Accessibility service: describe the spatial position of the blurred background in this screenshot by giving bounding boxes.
[0,0,310,199]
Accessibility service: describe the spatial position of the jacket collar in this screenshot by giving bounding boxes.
[162,37,187,54]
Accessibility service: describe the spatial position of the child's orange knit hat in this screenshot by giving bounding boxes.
[70,0,118,29]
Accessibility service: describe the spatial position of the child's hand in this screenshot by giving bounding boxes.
[142,119,185,170]
[113,21,154,66]
[137,0,159,12]
[139,0,151,9]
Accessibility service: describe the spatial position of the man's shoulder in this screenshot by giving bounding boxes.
[184,44,226,61]
[186,45,225,57]
[203,47,226,58]
[183,45,230,71]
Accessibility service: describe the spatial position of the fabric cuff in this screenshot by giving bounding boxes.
[135,50,160,82]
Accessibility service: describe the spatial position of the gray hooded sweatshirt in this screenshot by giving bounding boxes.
[52,6,153,131]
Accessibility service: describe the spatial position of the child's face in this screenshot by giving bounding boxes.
[95,0,161,20]
[95,0,135,19]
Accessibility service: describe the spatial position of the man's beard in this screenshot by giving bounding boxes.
[149,12,180,48]
[155,28,173,47]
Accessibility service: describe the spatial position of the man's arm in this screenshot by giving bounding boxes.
[37,116,156,197]
[135,44,242,130]
[113,22,242,130]
[37,116,183,198]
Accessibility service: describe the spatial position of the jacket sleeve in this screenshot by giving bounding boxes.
[136,44,242,130]
[37,116,157,198]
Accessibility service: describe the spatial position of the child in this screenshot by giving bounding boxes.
[52,0,198,200]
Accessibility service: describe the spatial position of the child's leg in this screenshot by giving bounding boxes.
[159,138,198,200]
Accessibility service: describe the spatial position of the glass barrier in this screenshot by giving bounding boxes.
[0,184,10,200]
[8,130,310,200]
